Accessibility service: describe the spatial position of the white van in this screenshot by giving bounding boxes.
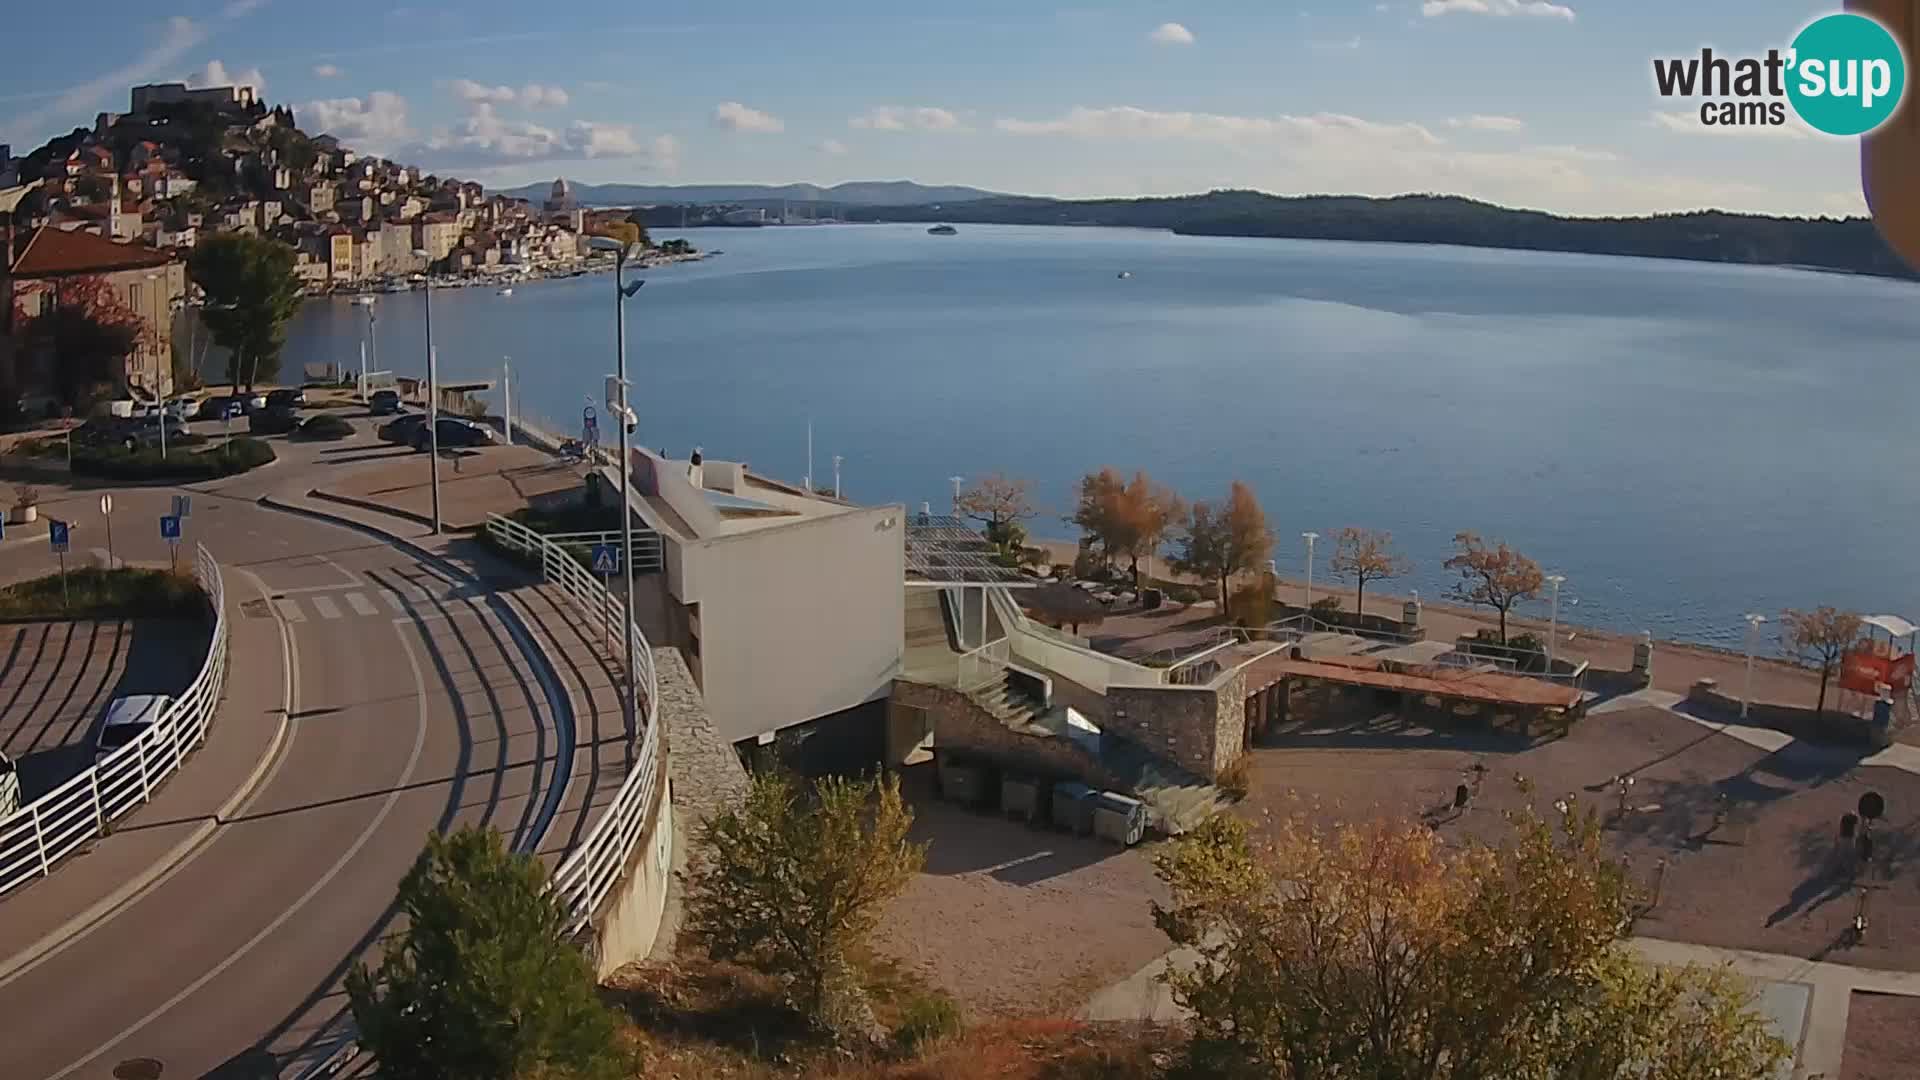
[94,695,172,766]
[0,751,18,817]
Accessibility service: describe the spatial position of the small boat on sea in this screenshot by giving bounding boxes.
[497,287,514,297]
[1117,271,1132,279]
[928,224,957,236]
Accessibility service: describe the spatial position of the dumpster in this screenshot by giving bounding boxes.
[1001,773,1048,824]
[1052,781,1096,834]
[938,755,991,809]
[1091,791,1149,847]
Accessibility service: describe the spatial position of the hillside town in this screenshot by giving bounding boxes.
[0,79,681,411]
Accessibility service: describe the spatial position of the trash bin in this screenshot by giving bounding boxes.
[1001,773,1048,824]
[1091,791,1149,846]
[1141,588,1163,611]
[938,755,990,809]
[1051,781,1096,834]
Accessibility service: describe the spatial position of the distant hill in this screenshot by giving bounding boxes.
[840,190,1915,280]
[499,179,1005,207]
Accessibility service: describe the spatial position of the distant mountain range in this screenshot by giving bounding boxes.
[497,179,1005,207]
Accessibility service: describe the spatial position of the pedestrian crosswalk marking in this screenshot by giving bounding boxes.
[272,598,306,623]
[312,595,342,620]
[345,592,379,616]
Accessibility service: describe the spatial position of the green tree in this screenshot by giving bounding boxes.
[1152,807,1788,1080]
[684,771,925,1036]
[187,232,303,391]
[1171,481,1273,613]
[345,826,627,1080]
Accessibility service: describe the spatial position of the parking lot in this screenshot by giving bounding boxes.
[0,618,210,801]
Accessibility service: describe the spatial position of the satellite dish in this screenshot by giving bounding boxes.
[1860,792,1886,821]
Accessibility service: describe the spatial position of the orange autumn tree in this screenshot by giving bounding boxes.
[1328,526,1412,617]
[1444,531,1544,644]
[1071,468,1185,589]
[1780,606,1866,719]
[1153,807,1788,1080]
[14,275,152,408]
[1171,481,1272,611]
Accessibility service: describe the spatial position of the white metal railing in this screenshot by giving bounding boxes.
[0,543,228,896]
[484,513,660,934]
[542,529,665,573]
[958,638,1010,693]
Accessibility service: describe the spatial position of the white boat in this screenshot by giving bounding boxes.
[1117,271,1132,279]
[497,287,514,297]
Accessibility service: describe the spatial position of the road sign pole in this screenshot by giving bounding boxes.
[104,510,113,568]
[57,551,66,609]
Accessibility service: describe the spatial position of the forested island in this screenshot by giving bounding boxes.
[842,190,1916,280]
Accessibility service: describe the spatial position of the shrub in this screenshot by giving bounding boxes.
[1465,629,1548,673]
[1311,595,1343,616]
[893,991,963,1054]
[1215,756,1252,800]
[1165,584,1202,604]
[0,567,208,619]
[348,827,629,1080]
[1228,582,1272,629]
[71,437,274,481]
[297,413,354,440]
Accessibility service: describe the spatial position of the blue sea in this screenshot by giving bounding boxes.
[277,223,1920,647]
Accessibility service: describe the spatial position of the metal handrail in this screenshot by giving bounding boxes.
[483,513,661,934]
[0,544,228,896]
[958,638,1010,693]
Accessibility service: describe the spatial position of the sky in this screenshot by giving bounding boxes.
[0,1,1881,216]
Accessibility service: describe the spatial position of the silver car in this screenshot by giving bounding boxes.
[94,695,173,765]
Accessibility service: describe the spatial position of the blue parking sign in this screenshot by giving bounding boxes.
[160,515,181,541]
[48,520,69,554]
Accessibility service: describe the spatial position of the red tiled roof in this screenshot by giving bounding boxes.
[7,225,173,277]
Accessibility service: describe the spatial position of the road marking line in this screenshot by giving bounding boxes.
[380,589,407,612]
[344,592,378,617]
[272,597,306,623]
[311,595,342,620]
[49,615,433,1080]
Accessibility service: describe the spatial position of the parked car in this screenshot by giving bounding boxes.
[131,415,193,447]
[0,750,18,817]
[248,405,300,435]
[165,396,200,422]
[243,393,269,413]
[376,413,427,445]
[196,396,246,422]
[368,389,403,416]
[416,417,496,451]
[72,416,136,448]
[265,388,307,411]
[94,695,172,765]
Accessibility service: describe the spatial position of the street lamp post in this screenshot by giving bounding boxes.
[950,476,964,515]
[502,355,512,446]
[1743,613,1768,719]
[833,454,843,499]
[410,253,441,534]
[586,235,646,742]
[1302,532,1319,611]
[1545,574,1567,669]
[353,295,377,399]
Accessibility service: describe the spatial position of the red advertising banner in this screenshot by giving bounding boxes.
[1840,649,1905,694]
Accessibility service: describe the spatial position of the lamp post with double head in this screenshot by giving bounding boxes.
[587,235,646,741]
[409,252,441,534]
[1302,532,1320,612]
[1743,613,1768,719]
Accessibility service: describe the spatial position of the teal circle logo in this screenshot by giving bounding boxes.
[1787,13,1907,136]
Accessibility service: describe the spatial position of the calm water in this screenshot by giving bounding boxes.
[278,224,1920,647]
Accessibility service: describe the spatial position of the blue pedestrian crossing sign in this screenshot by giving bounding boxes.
[48,520,69,554]
[160,515,182,541]
[590,543,621,575]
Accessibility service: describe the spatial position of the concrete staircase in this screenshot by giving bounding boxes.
[967,670,1048,730]
[1091,733,1223,835]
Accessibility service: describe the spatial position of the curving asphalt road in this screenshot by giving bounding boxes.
[0,424,575,1079]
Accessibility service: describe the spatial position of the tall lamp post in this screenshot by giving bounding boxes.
[352,295,378,400]
[587,236,646,741]
[1545,574,1567,668]
[409,253,442,534]
[1743,613,1768,719]
[1302,532,1320,612]
[950,475,964,515]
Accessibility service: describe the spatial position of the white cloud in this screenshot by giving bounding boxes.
[519,84,569,109]
[449,78,517,105]
[223,0,266,16]
[3,16,204,136]
[312,63,343,78]
[1449,114,1526,132]
[816,138,848,155]
[300,91,413,148]
[849,105,963,132]
[1650,110,1811,139]
[993,105,1445,149]
[1311,36,1364,51]
[407,103,668,168]
[1421,0,1574,19]
[448,79,568,109]
[191,59,266,97]
[1149,22,1195,46]
[713,101,784,133]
